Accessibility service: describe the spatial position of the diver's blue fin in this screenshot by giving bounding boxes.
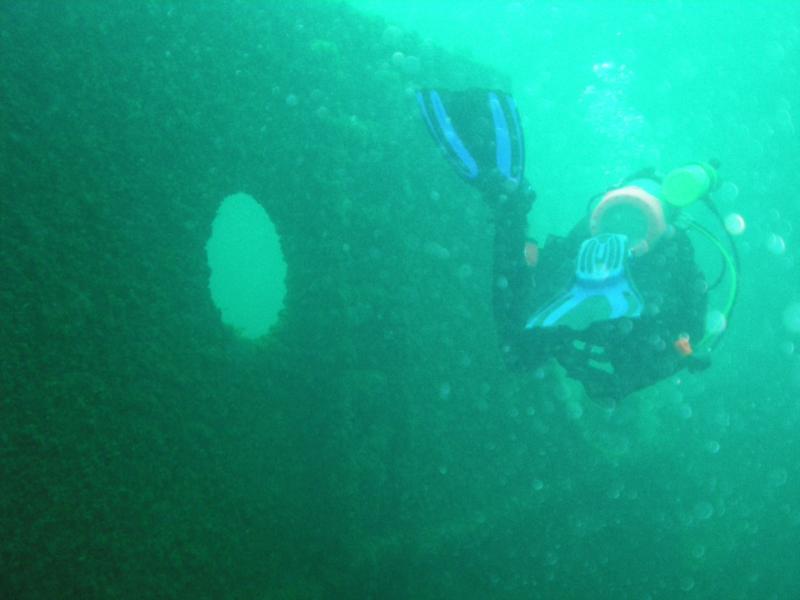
[526,234,644,331]
[416,88,525,192]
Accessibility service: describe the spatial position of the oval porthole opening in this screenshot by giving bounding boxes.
[206,192,287,340]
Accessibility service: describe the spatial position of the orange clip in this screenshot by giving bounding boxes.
[673,334,693,357]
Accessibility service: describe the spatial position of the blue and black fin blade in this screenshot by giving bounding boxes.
[416,88,525,191]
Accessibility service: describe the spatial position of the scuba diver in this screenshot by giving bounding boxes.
[416,88,739,403]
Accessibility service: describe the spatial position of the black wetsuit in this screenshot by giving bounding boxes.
[489,182,708,402]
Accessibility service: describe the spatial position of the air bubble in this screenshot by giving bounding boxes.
[457,263,474,279]
[724,213,746,235]
[401,55,421,76]
[766,233,786,255]
[714,181,739,204]
[693,501,714,521]
[678,403,693,420]
[783,302,800,334]
[706,310,728,335]
[769,467,788,487]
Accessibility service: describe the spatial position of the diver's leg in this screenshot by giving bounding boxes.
[487,184,536,365]
[416,88,533,363]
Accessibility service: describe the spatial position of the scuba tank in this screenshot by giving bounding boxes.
[661,162,719,208]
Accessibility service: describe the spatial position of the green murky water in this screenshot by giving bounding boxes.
[1,2,798,598]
